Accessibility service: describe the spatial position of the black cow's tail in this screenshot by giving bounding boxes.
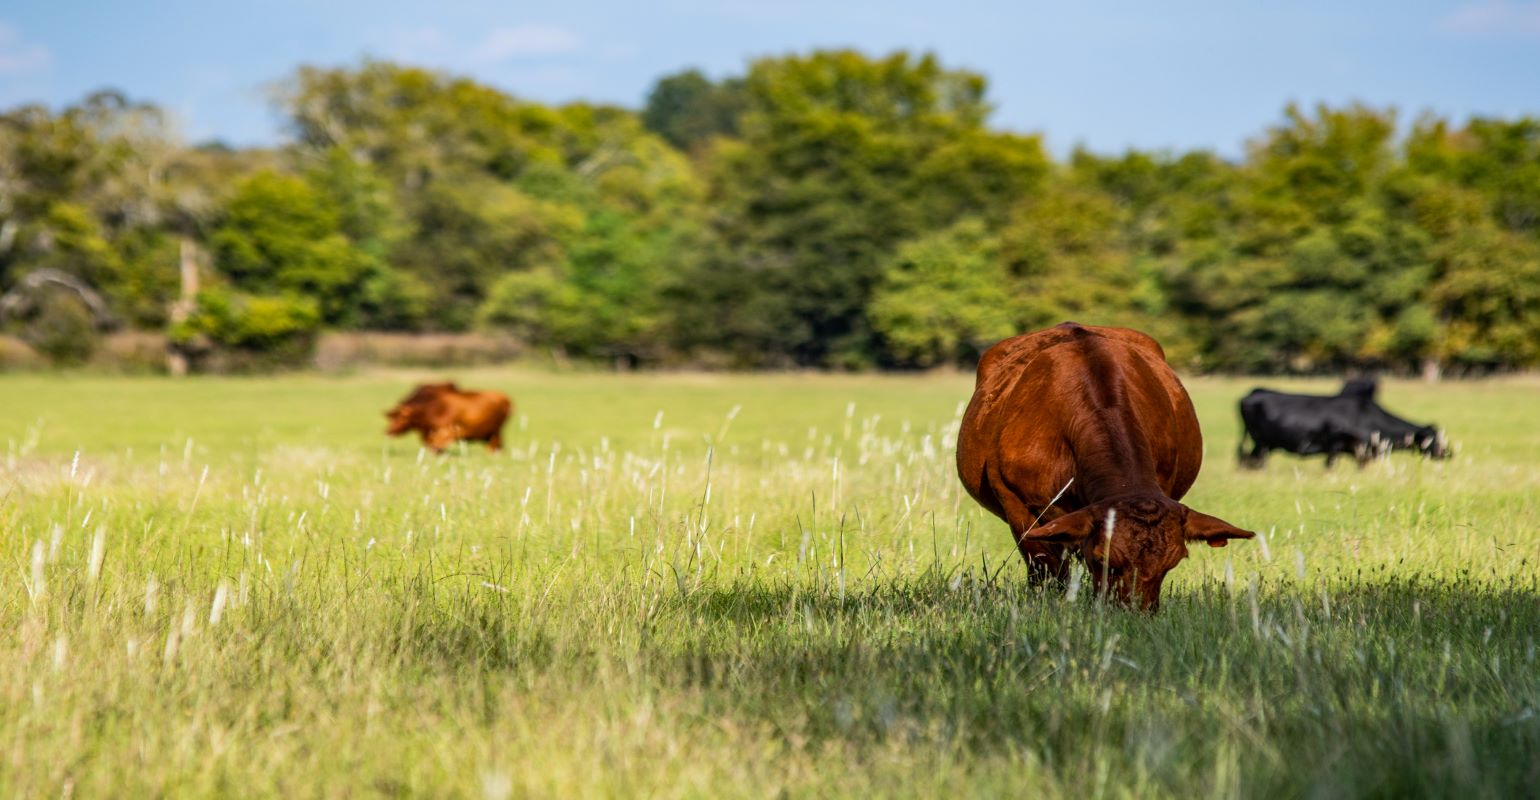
[1236,399,1260,469]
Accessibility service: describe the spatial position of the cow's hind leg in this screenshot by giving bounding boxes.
[488,431,504,451]
[1239,444,1268,470]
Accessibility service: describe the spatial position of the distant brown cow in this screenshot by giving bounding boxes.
[385,382,512,453]
[956,323,1252,611]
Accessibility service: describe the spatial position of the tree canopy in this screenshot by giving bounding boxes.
[3,53,1539,373]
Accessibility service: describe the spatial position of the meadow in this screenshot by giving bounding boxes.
[1,368,1537,798]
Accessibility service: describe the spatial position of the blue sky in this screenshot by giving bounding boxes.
[2,0,1538,156]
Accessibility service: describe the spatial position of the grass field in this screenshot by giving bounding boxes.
[1,369,1537,798]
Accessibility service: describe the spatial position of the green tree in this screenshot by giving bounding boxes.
[642,69,747,152]
[1408,116,1540,236]
[1400,175,1540,368]
[1002,184,1167,328]
[0,92,183,324]
[1166,104,1434,371]
[678,50,1048,367]
[170,288,322,369]
[9,64,1540,375]
[869,220,1014,367]
[209,171,382,326]
[278,62,701,337]
[480,210,681,361]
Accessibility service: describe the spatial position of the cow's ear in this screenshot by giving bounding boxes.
[1182,508,1254,548]
[1021,509,1096,545]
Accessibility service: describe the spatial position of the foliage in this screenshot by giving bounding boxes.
[0,91,217,328]
[674,50,1048,367]
[278,62,700,336]
[3,54,1540,372]
[17,290,100,365]
[642,69,747,151]
[477,211,679,361]
[170,288,321,367]
[869,220,1014,367]
[209,170,383,327]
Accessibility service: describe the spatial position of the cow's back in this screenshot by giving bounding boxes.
[957,323,1201,521]
[448,391,512,437]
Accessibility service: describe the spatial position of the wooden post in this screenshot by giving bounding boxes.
[167,238,199,376]
[1421,357,1442,384]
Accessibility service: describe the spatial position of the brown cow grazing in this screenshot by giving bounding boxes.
[956,323,1253,611]
[385,382,512,453]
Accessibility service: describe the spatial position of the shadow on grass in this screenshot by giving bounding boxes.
[375,571,1539,796]
[672,571,1540,633]
[650,575,1540,797]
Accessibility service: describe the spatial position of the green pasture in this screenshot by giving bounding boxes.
[1,370,1536,797]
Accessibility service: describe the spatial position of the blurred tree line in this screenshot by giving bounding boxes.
[2,52,1538,372]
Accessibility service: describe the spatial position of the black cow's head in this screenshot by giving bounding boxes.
[1415,426,1451,459]
[1376,424,1450,460]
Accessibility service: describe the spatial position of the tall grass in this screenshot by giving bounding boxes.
[1,371,1536,797]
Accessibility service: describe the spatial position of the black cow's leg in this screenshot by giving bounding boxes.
[1238,443,1267,469]
[1324,452,1337,469]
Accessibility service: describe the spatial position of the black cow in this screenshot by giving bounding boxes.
[1238,378,1450,468]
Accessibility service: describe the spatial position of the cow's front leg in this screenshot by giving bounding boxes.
[425,427,457,453]
[1013,535,1070,585]
[987,463,1074,586]
[1009,506,1071,585]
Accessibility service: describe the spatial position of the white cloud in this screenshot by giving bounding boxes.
[0,22,51,75]
[470,25,581,64]
[1441,1,1540,38]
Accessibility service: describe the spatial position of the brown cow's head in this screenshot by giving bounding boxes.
[385,382,457,436]
[1020,497,1253,611]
